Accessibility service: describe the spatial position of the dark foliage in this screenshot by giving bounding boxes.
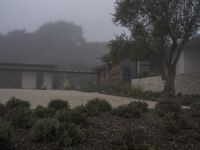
[85,98,112,116]
[155,99,181,117]
[6,97,30,110]
[32,118,59,142]
[0,102,6,117]
[33,105,56,119]
[0,120,15,150]
[5,107,34,129]
[191,102,200,117]
[48,99,70,111]
[112,101,148,118]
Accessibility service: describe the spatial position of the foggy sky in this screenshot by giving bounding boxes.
[0,0,126,42]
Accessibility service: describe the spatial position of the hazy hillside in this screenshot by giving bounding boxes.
[0,21,108,70]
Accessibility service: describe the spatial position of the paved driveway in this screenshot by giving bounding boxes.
[0,89,156,109]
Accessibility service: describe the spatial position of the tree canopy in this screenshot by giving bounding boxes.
[106,0,200,95]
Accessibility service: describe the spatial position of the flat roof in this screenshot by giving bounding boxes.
[0,62,97,74]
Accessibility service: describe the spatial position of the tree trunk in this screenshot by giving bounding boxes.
[163,65,176,96]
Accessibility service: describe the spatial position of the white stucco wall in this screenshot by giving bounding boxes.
[43,73,52,89]
[22,72,37,89]
[176,51,185,74]
[183,48,200,73]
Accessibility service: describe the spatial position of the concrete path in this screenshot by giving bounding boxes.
[0,89,156,109]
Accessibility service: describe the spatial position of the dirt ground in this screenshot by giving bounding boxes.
[0,89,156,109]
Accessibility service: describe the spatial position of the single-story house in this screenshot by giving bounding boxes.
[95,38,200,84]
[0,62,96,89]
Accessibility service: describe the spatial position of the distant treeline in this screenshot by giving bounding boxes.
[0,21,108,70]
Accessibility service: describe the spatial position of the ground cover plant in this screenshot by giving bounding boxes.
[0,97,200,150]
[112,101,148,118]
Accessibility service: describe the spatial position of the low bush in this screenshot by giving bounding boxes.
[122,128,148,150]
[56,109,87,126]
[5,108,34,129]
[48,99,70,111]
[112,101,148,118]
[32,118,59,142]
[33,105,56,119]
[155,99,181,117]
[58,123,82,148]
[0,102,6,117]
[191,102,200,117]
[85,98,112,116]
[6,97,30,110]
[0,120,15,150]
[161,112,188,134]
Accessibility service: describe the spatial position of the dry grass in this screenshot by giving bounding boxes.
[0,89,156,109]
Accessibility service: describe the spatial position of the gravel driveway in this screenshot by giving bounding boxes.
[0,89,156,109]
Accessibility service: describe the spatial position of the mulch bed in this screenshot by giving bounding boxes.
[9,111,200,150]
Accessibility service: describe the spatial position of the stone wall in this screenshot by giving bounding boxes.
[132,73,200,95]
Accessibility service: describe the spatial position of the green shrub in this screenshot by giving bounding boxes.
[122,128,148,150]
[0,120,14,150]
[70,108,87,126]
[191,102,200,117]
[55,110,71,123]
[161,112,188,134]
[73,105,86,113]
[0,102,6,117]
[112,101,148,118]
[48,99,70,111]
[6,97,30,110]
[56,109,87,126]
[59,123,82,148]
[33,105,56,119]
[155,100,181,117]
[5,108,34,129]
[85,98,112,116]
[32,118,59,142]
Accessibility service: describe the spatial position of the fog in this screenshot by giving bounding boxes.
[0,0,125,42]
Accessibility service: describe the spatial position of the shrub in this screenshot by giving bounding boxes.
[48,99,70,111]
[5,108,34,129]
[155,99,181,117]
[33,105,56,119]
[70,108,87,126]
[85,98,112,116]
[6,97,30,110]
[55,110,71,123]
[59,123,82,148]
[161,112,188,134]
[122,128,148,150]
[0,102,6,117]
[0,120,15,150]
[56,109,87,126]
[112,101,148,118]
[32,118,59,142]
[191,102,200,117]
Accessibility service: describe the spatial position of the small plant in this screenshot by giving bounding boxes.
[56,109,87,126]
[5,107,34,129]
[0,102,6,117]
[6,97,30,110]
[32,118,59,142]
[59,123,82,148]
[191,102,200,117]
[33,105,56,119]
[155,99,181,117]
[161,112,188,134]
[122,128,148,150]
[85,98,112,116]
[112,101,148,118]
[48,99,70,111]
[0,120,14,150]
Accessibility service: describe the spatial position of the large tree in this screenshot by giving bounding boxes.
[107,0,200,95]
